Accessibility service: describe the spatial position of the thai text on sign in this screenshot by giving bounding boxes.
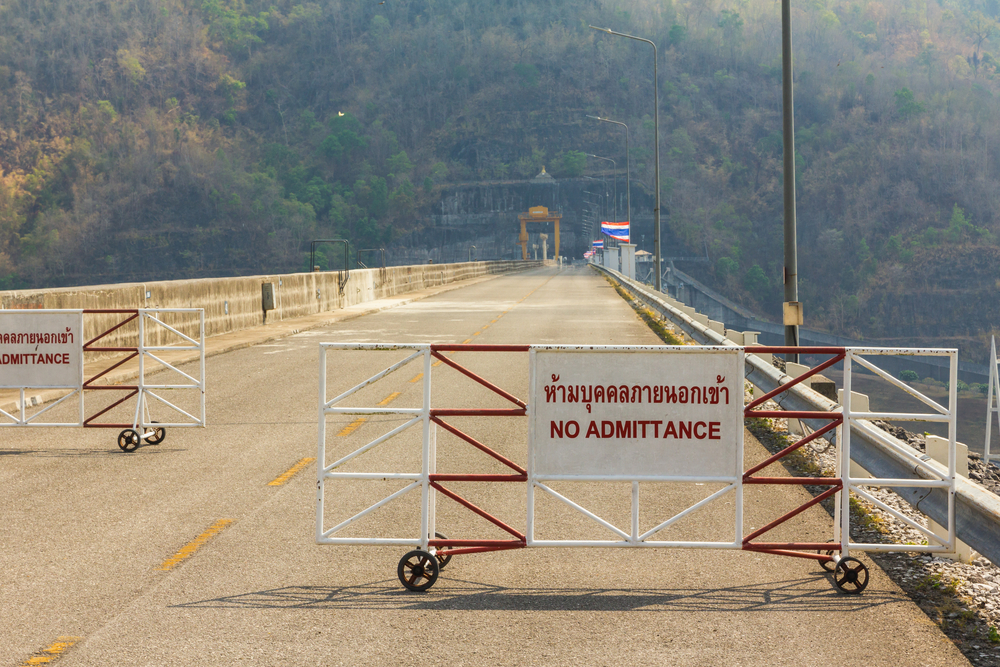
[530,347,743,478]
[0,311,84,388]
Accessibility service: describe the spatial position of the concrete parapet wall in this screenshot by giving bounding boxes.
[0,260,535,352]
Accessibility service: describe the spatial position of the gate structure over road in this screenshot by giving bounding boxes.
[0,309,206,451]
[317,343,956,594]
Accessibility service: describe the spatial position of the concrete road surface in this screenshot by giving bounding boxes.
[0,265,968,666]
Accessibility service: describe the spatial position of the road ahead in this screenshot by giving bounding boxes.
[1,265,968,666]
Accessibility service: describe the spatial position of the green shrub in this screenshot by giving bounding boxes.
[898,370,919,382]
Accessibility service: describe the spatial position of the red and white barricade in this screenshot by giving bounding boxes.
[0,309,206,450]
[317,343,956,594]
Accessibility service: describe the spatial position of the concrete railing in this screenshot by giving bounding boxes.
[0,261,537,352]
[595,263,1000,567]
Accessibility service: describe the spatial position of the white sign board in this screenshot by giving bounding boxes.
[0,311,84,388]
[530,347,743,478]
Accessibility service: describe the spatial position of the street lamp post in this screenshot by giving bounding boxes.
[590,26,660,292]
[586,154,617,225]
[586,116,630,250]
[780,0,800,360]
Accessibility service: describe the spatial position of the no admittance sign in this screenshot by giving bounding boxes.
[0,311,84,389]
[531,347,743,478]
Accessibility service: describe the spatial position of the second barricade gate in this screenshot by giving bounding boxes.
[0,308,206,450]
[317,344,957,593]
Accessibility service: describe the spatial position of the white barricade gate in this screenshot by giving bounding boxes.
[0,309,206,451]
[317,343,956,594]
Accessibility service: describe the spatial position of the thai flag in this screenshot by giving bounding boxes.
[601,221,629,242]
[592,240,604,249]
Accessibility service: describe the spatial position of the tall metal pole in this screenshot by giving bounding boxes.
[587,116,629,250]
[781,0,800,360]
[586,154,617,223]
[591,27,660,291]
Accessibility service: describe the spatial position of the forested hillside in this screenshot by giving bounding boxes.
[2,0,1000,357]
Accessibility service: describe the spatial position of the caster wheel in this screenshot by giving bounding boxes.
[398,550,439,592]
[834,557,869,594]
[118,429,140,452]
[818,550,837,572]
[145,422,166,445]
[433,532,452,570]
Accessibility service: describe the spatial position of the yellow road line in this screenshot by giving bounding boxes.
[409,373,423,383]
[337,417,366,436]
[268,457,316,486]
[158,519,233,571]
[462,338,472,343]
[432,360,443,367]
[377,392,401,406]
[20,637,81,666]
[472,331,480,336]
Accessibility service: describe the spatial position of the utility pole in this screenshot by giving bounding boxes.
[781,0,801,362]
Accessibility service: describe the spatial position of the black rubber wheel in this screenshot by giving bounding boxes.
[145,422,166,445]
[117,429,140,452]
[834,557,869,594]
[433,532,452,570]
[398,550,439,592]
[818,550,837,572]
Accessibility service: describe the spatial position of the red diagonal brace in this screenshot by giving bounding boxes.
[742,417,841,479]
[83,311,138,349]
[83,388,139,427]
[744,350,844,411]
[431,416,526,474]
[83,352,139,388]
[743,485,841,546]
[430,481,525,541]
[430,350,526,409]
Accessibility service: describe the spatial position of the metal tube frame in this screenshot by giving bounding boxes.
[1,309,206,435]
[590,27,659,291]
[316,342,957,582]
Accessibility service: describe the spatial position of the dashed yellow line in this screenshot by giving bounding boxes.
[462,338,473,343]
[472,331,480,336]
[20,637,81,666]
[409,373,423,383]
[159,519,233,571]
[377,392,401,406]
[268,457,316,486]
[338,417,366,436]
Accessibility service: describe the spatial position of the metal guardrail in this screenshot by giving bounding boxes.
[594,264,1000,566]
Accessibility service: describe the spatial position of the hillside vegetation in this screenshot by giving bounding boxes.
[1,0,1000,356]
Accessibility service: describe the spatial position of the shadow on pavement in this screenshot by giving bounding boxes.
[172,576,905,613]
[0,446,185,457]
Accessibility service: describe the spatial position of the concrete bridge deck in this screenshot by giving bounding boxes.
[0,265,970,665]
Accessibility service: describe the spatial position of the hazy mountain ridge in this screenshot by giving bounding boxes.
[1,0,999,357]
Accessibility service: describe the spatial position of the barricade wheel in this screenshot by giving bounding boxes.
[145,422,166,445]
[818,550,837,572]
[398,550,439,592]
[834,557,869,594]
[434,532,452,570]
[118,429,140,452]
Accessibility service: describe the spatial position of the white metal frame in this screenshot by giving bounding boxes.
[986,336,1000,464]
[316,343,958,563]
[0,308,206,433]
[316,343,435,550]
[840,347,957,556]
